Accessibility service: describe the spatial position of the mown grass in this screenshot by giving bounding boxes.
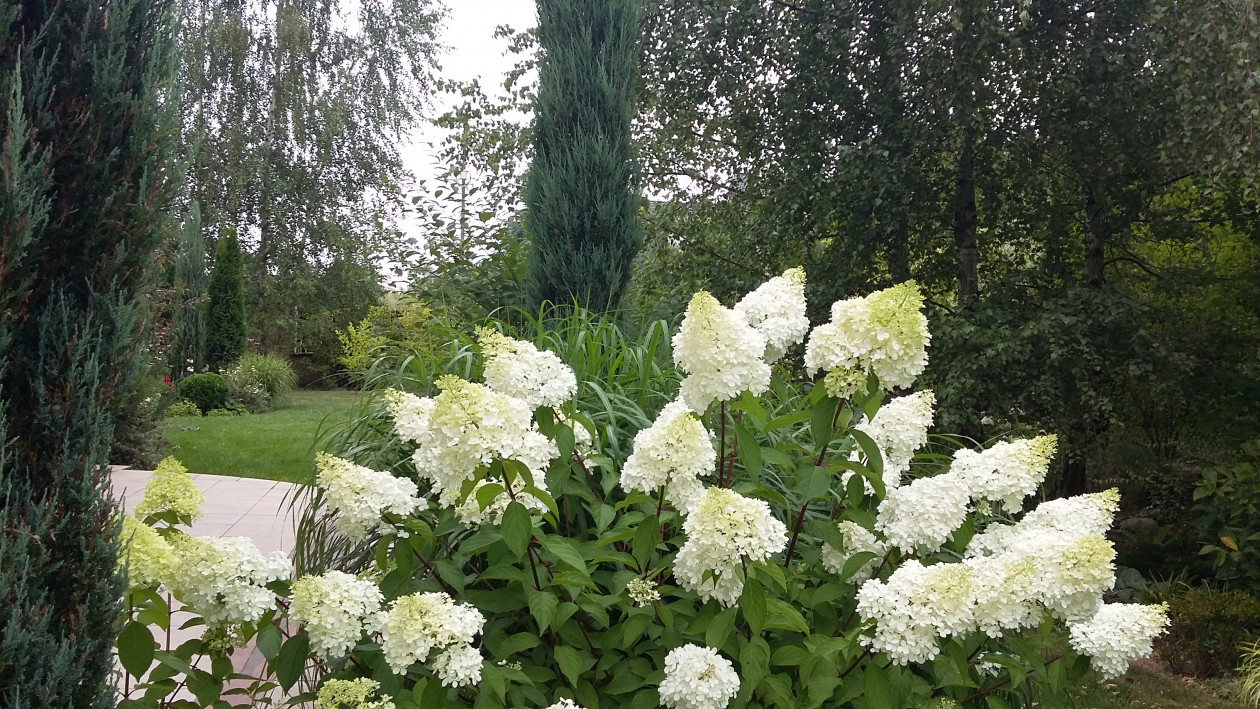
[160,390,357,482]
[1073,666,1247,709]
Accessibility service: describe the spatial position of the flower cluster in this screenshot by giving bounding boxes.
[164,535,290,625]
[952,435,1057,513]
[732,267,809,362]
[544,701,586,709]
[477,328,577,408]
[620,400,714,514]
[117,514,176,590]
[875,472,971,552]
[821,521,887,583]
[674,488,788,606]
[658,645,741,709]
[291,571,387,659]
[851,390,935,489]
[380,592,485,685]
[134,456,204,523]
[315,453,424,541]
[627,577,661,607]
[385,379,557,507]
[805,281,930,389]
[856,560,976,664]
[1068,603,1170,679]
[673,291,771,412]
[315,678,395,709]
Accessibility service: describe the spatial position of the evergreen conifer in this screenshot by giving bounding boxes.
[206,231,247,368]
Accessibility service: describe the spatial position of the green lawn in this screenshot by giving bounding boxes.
[161,390,358,482]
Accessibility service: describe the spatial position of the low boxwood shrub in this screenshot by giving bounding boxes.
[1157,585,1260,677]
[162,399,202,418]
[177,372,229,413]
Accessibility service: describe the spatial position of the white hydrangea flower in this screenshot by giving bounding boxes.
[821,521,887,582]
[804,281,930,389]
[477,328,577,408]
[134,456,204,523]
[1015,488,1120,538]
[673,291,771,412]
[291,571,387,659]
[620,400,714,514]
[544,701,586,709]
[855,560,975,665]
[850,390,935,490]
[1068,603,1170,679]
[1028,532,1117,621]
[952,435,1057,513]
[164,536,290,626]
[382,389,436,444]
[315,453,425,541]
[392,377,556,506]
[381,592,485,675]
[453,476,551,527]
[117,514,176,590]
[658,644,740,709]
[315,678,395,709]
[964,555,1042,637]
[673,487,788,606]
[432,643,485,687]
[733,268,810,362]
[874,472,971,552]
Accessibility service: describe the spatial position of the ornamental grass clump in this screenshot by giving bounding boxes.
[114,276,1170,709]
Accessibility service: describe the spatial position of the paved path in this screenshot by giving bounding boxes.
[110,468,302,706]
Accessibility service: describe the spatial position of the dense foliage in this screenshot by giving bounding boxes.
[178,373,231,414]
[0,0,180,704]
[526,0,644,312]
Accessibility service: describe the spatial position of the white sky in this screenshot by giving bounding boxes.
[400,0,539,186]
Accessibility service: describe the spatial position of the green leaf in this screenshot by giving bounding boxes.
[255,623,283,661]
[838,551,879,583]
[810,395,841,451]
[554,646,583,686]
[796,462,830,502]
[529,590,559,632]
[420,676,448,709]
[741,578,767,635]
[850,429,884,477]
[863,662,892,709]
[541,535,587,574]
[274,633,309,692]
[739,636,770,692]
[764,598,810,634]
[476,482,507,510]
[706,607,738,649]
[633,515,659,570]
[501,501,532,559]
[734,424,763,479]
[117,620,156,679]
[494,632,541,659]
[556,424,576,462]
[186,669,223,708]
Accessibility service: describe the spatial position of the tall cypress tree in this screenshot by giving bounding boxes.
[0,1,180,706]
[526,0,644,312]
[205,231,247,368]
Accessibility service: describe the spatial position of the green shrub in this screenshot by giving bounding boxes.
[1194,439,1260,592]
[223,352,296,412]
[205,407,240,417]
[1158,586,1260,677]
[163,399,202,418]
[177,372,230,413]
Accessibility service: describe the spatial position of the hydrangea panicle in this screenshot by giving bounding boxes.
[315,678,395,709]
[315,453,425,541]
[1068,603,1170,679]
[117,514,175,590]
[164,535,291,625]
[134,456,204,523]
[620,400,714,514]
[850,390,935,489]
[732,267,809,362]
[874,472,970,552]
[674,487,787,606]
[855,560,975,664]
[477,327,577,408]
[381,591,485,681]
[952,435,1057,513]
[291,570,387,659]
[673,291,771,412]
[657,644,740,709]
[805,281,930,389]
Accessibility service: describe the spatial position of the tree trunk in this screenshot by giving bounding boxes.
[954,131,979,301]
[1083,184,1106,288]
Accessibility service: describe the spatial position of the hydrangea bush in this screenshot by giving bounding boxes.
[115,273,1168,709]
